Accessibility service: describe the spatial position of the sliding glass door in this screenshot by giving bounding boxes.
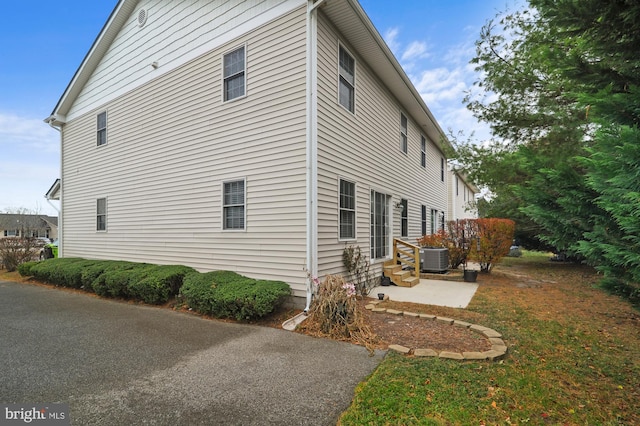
[370,190,390,259]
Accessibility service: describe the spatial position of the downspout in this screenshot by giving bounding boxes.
[46,119,63,257]
[304,0,325,312]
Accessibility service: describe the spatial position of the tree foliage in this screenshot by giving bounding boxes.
[456,0,640,296]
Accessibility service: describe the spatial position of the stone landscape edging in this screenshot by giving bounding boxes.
[365,300,507,361]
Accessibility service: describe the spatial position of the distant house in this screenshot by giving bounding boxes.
[45,0,476,306]
[0,214,58,240]
[449,168,479,221]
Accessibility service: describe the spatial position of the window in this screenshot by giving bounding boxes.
[97,112,107,146]
[421,205,427,236]
[400,199,408,237]
[400,113,408,154]
[456,176,459,196]
[223,179,245,230]
[420,135,426,168]
[223,46,246,101]
[440,157,445,182]
[4,230,18,237]
[96,198,107,231]
[338,46,355,112]
[339,179,356,240]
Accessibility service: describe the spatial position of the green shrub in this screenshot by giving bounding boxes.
[127,265,196,304]
[180,271,291,320]
[79,261,112,292]
[17,261,39,276]
[27,258,85,285]
[18,258,289,311]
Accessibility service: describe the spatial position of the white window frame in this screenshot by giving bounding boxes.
[430,208,438,235]
[97,111,107,147]
[400,113,408,154]
[223,45,246,102]
[96,197,107,232]
[222,178,246,231]
[338,178,357,241]
[338,45,355,113]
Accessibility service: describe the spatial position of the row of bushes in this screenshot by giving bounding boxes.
[418,218,516,272]
[18,258,291,320]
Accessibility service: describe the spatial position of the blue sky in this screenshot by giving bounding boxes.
[0,0,522,216]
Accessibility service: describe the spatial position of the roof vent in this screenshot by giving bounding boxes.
[137,8,148,27]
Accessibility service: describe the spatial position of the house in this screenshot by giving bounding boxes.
[45,0,473,307]
[0,214,58,240]
[449,168,479,221]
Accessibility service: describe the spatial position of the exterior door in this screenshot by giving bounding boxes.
[370,190,390,259]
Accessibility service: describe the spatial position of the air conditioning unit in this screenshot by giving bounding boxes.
[420,248,449,273]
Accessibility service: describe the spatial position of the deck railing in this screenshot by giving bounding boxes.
[392,238,420,276]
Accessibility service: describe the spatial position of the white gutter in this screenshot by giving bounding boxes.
[46,118,63,257]
[304,0,325,312]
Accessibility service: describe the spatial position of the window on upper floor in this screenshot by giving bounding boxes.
[223,179,246,230]
[338,46,355,113]
[97,112,107,146]
[96,198,107,231]
[223,46,246,102]
[441,157,445,182]
[339,179,356,240]
[456,176,459,196]
[400,113,408,154]
[420,135,426,168]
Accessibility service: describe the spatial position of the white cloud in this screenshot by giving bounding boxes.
[0,113,59,153]
[401,40,430,62]
[383,27,401,56]
[413,67,467,106]
[0,113,60,215]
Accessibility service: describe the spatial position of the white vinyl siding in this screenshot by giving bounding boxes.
[66,0,303,121]
[316,14,448,278]
[60,5,309,296]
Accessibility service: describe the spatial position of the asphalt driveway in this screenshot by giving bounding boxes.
[0,280,384,425]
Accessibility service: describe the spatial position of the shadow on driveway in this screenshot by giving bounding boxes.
[0,280,384,425]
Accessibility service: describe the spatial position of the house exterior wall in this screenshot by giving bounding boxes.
[60,4,310,296]
[450,172,478,220]
[315,13,448,278]
[67,0,304,122]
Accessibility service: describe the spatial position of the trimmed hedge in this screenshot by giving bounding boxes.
[180,270,291,320]
[18,258,291,315]
[19,258,195,305]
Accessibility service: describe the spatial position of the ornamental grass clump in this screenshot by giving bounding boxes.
[301,274,378,354]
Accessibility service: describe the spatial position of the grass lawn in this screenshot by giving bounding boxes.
[339,252,639,425]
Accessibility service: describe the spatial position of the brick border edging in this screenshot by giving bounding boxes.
[365,300,507,361]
